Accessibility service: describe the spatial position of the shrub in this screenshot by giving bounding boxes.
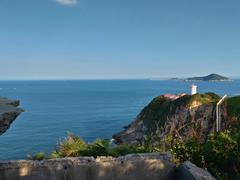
[58,133,87,157]
[49,150,62,159]
[169,137,204,166]
[48,133,151,158]
[85,139,111,157]
[42,131,240,179]
[203,131,240,179]
[27,152,45,161]
[110,144,149,157]
[168,131,240,179]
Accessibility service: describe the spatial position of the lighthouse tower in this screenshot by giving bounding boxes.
[191,84,197,95]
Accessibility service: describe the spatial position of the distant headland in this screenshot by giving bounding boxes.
[171,73,231,82]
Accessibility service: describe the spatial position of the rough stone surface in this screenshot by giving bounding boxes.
[113,94,228,145]
[113,115,147,145]
[178,161,216,180]
[0,97,23,136]
[0,153,177,180]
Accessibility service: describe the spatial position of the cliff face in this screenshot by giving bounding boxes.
[113,93,232,145]
[0,97,23,136]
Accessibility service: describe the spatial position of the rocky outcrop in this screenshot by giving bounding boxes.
[0,97,23,136]
[113,93,230,145]
[178,161,216,180]
[0,153,177,180]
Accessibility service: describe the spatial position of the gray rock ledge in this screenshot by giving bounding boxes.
[0,97,23,136]
[178,161,216,180]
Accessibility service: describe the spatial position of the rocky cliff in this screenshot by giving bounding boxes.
[0,97,23,136]
[113,93,238,145]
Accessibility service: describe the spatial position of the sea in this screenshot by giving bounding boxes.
[0,80,240,160]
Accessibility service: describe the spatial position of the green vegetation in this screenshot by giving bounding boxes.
[139,95,171,129]
[225,96,240,132]
[173,92,220,108]
[48,133,150,159]
[140,93,220,130]
[32,130,240,179]
[186,74,230,81]
[227,96,240,118]
[58,134,87,157]
[33,131,240,179]
[165,131,240,180]
[27,152,45,161]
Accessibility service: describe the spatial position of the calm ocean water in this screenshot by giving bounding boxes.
[0,80,240,160]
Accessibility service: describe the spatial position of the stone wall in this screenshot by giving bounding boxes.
[0,153,216,180]
[0,153,177,180]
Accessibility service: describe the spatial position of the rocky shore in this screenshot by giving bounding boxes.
[0,97,23,136]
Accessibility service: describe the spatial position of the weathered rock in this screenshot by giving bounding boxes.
[113,93,229,145]
[0,153,177,180]
[178,161,216,180]
[0,97,23,136]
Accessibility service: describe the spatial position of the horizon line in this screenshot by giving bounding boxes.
[0,74,239,81]
[0,77,240,81]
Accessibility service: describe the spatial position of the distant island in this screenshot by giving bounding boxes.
[171,73,231,82]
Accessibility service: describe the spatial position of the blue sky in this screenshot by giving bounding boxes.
[0,0,240,80]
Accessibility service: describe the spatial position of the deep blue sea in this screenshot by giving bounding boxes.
[0,80,240,160]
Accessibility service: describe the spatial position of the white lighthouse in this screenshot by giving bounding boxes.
[191,84,197,95]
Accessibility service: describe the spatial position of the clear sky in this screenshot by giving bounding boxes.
[0,0,240,80]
